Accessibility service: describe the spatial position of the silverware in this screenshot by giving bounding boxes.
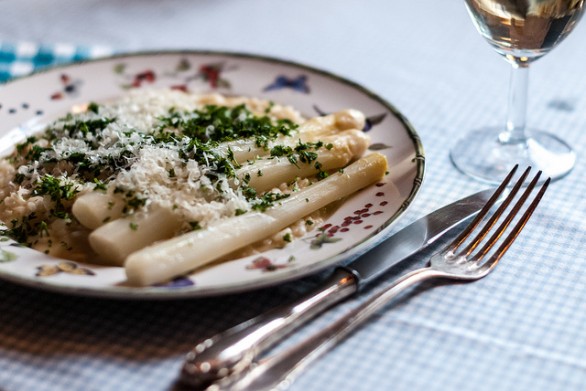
[206,165,549,391]
[180,182,501,388]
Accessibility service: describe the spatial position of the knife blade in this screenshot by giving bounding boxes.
[180,187,497,388]
[345,187,496,287]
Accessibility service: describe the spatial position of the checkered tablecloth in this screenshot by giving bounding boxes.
[1,10,586,390]
[0,42,112,82]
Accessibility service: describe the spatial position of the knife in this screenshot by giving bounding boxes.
[180,187,497,388]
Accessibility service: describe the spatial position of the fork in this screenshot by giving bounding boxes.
[205,165,550,391]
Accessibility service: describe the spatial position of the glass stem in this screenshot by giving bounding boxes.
[501,63,529,144]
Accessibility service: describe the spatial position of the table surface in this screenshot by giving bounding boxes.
[1,1,586,390]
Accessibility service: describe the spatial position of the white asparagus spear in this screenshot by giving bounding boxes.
[125,153,387,286]
[72,191,125,229]
[74,127,369,231]
[84,130,369,262]
[237,129,370,193]
[216,109,366,163]
[71,110,367,230]
[88,206,182,266]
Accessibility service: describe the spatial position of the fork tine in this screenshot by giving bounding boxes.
[447,164,519,254]
[473,169,541,261]
[479,177,550,271]
[460,166,532,257]
[475,172,550,270]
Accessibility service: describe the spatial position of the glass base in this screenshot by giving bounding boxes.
[450,128,576,184]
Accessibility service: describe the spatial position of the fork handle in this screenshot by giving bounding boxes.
[180,267,359,387]
[210,267,442,391]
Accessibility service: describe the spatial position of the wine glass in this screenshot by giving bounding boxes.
[451,0,585,183]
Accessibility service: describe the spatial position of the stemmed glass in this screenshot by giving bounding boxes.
[451,0,585,183]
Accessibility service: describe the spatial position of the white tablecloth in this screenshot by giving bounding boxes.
[1,1,585,390]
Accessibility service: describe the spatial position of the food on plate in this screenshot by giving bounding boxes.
[125,153,387,286]
[0,88,386,285]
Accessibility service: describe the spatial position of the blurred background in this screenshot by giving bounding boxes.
[1,0,584,150]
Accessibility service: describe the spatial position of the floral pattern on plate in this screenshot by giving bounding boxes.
[307,182,390,249]
[246,255,296,272]
[36,261,95,277]
[114,58,236,91]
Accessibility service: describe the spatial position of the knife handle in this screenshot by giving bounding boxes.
[180,267,359,387]
[210,267,438,391]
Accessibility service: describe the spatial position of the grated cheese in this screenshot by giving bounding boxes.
[0,89,306,258]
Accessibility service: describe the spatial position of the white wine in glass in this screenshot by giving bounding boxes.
[451,0,584,183]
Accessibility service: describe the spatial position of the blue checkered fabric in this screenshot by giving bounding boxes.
[0,41,112,83]
[0,36,586,391]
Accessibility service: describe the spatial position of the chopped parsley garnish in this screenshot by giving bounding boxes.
[87,102,100,114]
[270,140,327,176]
[270,145,294,158]
[32,174,79,202]
[1,96,316,248]
[93,178,107,191]
[248,191,290,212]
[157,104,297,145]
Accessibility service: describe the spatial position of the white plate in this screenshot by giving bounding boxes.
[0,51,424,299]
